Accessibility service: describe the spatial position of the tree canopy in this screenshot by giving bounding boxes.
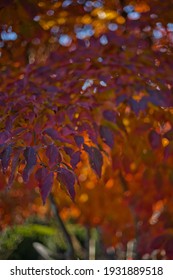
[0,0,173,258]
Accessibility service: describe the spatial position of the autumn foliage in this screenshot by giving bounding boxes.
[0,0,173,259]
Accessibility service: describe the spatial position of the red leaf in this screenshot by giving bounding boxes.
[1,145,12,173]
[35,167,54,205]
[83,144,103,177]
[100,125,114,148]
[57,167,76,200]
[46,144,62,168]
[23,147,37,182]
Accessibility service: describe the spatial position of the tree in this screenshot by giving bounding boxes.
[0,0,173,259]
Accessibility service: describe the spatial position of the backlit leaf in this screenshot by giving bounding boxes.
[83,144,103,177]
[57,167,76,200]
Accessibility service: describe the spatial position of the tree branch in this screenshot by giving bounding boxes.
[49,193,75,259]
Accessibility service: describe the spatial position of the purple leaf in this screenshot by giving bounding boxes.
[115,94,127,106]
[99,125,114,148]
[149,94,165,107]
[61,126,74,136]
[70,151,81,169]
[103,110,116,123]
[164,145,170,160]
[139,96,148,111]
[63,146,74,156]
[148,130,161,149]
[35,167,54,204]
[43,128,59,140]
[79,122,98,144]
[129,99,140,115]
[74,135,84,147]
[5,116,14,131]
[164,144,173,160]
[43,128,72,143]
[23,147,37,182]
[12,127,26,137]
[1,145,12,173]
[0,130,11,145]
[7,149,21,189]
[83,144,103,177]
[57,167,76,200]
[46,144,62,168]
